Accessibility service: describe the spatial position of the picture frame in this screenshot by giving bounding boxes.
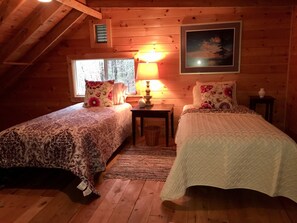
[180,21,242,74]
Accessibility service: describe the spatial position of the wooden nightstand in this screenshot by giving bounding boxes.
[131,104,174,147]
[249,96,275,123]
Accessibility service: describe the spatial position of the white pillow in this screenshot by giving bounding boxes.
[112,82,127,105]
[193,85,202,107]
[193,81,238,107]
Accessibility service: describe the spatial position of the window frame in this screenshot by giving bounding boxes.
[67,52,137,102]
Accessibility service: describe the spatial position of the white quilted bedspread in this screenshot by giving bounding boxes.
[160,105,297,203]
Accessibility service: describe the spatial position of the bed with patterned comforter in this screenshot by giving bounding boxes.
[160,105,297,203]
[0,102,132,196]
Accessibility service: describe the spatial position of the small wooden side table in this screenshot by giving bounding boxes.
[249,96,275,123]
[131,104,174,147]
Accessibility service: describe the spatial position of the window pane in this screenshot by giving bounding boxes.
[74,59,105,96]
[107,59,136,93]
[73,58,136,97]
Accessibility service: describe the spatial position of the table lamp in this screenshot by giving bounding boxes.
[137,62,159,107]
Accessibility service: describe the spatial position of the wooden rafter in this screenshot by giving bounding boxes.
[0,9,87,96]
[55,0,102,19]
[0,0,27,26]
[0,1,72,63]
[87,0,294,7]
[2,61,32,66]
[25,11,87,64]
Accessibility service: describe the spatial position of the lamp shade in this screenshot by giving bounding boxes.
[137,63,159,80]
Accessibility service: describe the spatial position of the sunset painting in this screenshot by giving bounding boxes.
[180,22,241,74]
[186,28,234,68]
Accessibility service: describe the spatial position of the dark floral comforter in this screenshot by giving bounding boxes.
[0,103,132,196]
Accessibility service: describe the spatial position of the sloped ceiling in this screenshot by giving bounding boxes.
[0,0,294,95]
[0,0,100,95]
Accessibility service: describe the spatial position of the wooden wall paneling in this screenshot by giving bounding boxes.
[87,0,293,7]
[241,46,289,57]
[286,6,297,141]
[243,19,291,30]
[243,29,291,40]
[112,26,180,38]
[112,35,179,46]
[101,7,291,20]
[242,39,290,48]
[24,63,68,78]
[0,6,293,133]
[111,17,184,28]
[0,72,71,106]
[113,44,179,54]
[240,64,288,74]
[241,56,288,65]
[102,7,239,20]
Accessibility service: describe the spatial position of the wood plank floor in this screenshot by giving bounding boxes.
[1,136,297,223]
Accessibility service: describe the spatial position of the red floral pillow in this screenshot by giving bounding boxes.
[200,83,234,109]
[84,80,114,107]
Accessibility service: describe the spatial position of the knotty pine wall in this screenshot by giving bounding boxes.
[0,6,294,137]
[287,6,297,141]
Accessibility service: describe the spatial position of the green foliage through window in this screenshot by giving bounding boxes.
[72,58,136,96]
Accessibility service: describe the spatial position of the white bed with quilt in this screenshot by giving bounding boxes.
[0,81,131,196]
[160,81,297,203]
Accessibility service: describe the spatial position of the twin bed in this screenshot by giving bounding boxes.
[161,81,297,203]
[0,101,132,196]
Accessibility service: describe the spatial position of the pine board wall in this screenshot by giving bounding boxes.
[0,6,294,139]
[287,6,297,141]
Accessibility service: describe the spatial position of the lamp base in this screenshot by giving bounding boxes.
[143,80,153,107]
[143,95,153,107]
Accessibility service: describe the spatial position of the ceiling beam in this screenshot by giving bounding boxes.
[0,1,72,64]
[86,0,294,7]
[0,9,87,96]
[2,61,32,66]
[0,0,27,26]
[23,10,87,64]
[56,0,102,19]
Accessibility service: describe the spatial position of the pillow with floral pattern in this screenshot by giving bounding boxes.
[84,80,114,107]
[200,83,234,109]
[194,81,238,107]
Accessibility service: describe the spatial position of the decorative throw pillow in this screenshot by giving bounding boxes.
[112,82,127,105]
[193,85,202,107]
[194,81,238,108]
[84,80,114,107]
[200,82,234,109]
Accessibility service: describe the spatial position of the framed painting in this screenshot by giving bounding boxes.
[180,21,241,74]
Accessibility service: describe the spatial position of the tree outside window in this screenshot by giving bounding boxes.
[72,58,136,97]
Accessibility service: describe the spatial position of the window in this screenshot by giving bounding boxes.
[69,56,136,101]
